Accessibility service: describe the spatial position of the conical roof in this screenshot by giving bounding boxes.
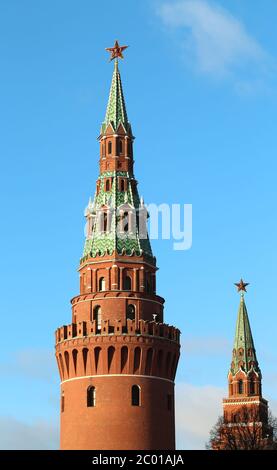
[100,60,131,135]
[230,294,260,375]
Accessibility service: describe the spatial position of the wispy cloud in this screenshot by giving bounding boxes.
[0,380,275,449]
[175,382,224,449]
[0,349,57,383]
[157,0,271,90]
[175,381,277,449]
[0,416,58,450]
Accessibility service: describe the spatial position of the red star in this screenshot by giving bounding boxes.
[234,279,249,293]
[105,40,128,61]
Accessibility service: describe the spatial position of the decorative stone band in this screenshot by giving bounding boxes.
[78,257,158,270]
[61,374,174,385]
[71,293,165,308]
[223,398,268,406]
[55,318,180,345]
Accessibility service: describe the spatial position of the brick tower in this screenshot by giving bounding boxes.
[55,42,180,450]
[219,280,273,449]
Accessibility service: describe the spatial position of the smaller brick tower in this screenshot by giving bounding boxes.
[220,280,273,449]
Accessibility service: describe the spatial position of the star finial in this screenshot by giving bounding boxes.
[105,40,128,61]
[234,278,249,293]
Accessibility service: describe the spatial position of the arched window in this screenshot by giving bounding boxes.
[103,212,108,232]
[238,380,243,394]
[145,349,153,375]
[120,179,125,192]
[82,348,88,374]
[126,304,135,320]
[94,347,101,372]
[123,211,129,232]
[131,385,141,406]
[119,139,123,154]
[61,391,65,413]
[72,349,78,374]
[146,278,151,294]
[99,277,105,291]
[124,276,131,290]
[108,141,112,154]
[249,380,255,395]
[133,347,141,374]
[157,350,164,376]
[108,346,115,372]
[121,346,128,373]
[93,305,102,330]
[64,351,70,377]
[87,386,96,407]
[105,179,110,192]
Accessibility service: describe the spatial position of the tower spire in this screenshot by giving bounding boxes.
[217,281,273,449]
[231,283,260,375]
[55,41,180,451]
[101,41,131,135]
[83,42,152,261]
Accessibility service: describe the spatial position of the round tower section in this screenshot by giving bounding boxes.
[56,319,180,450]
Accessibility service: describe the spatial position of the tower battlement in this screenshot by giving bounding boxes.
[55,319,180,344]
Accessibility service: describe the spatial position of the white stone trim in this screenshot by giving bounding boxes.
[61,374,174,385]
[223,401,262,406]
[78,259,158,271]
[73,296,163,306]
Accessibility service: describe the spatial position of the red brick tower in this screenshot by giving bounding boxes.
[55,42,181,450]
[218,280,273,449]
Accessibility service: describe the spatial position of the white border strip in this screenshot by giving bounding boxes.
[73,296,163,306]
[61,374,174,385]
[223,400,263,406]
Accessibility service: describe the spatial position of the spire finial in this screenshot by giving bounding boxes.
[234,278,249,296]
[105,40,129,62]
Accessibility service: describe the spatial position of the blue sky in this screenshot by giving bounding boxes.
[0,0,276,449]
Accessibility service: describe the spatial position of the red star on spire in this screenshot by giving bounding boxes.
[105,40,128,61]
[234,279,249,293]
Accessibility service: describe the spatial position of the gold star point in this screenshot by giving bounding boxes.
[105,40,129,61]
[234,279,249,293]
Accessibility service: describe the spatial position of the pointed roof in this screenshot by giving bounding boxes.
[100,60,132,135]
[230,294,260,375]
[82,170,154,262]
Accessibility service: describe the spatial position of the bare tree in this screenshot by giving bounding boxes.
[206,407,277,450]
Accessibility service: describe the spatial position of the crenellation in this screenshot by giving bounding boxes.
[56,319,180,345]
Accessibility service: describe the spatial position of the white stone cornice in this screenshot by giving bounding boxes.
[61,374,174,385]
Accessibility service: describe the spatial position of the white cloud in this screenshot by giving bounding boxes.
[175,382,224,449]
[157,0,269,85]
[0,381,275,449]
[0,349,57,382]
[0,416,59,450]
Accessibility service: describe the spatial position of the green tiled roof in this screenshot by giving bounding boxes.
[82,61,154,264]
[230,295,260,375]
[100,60,131,135]
[82,171,154,263]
